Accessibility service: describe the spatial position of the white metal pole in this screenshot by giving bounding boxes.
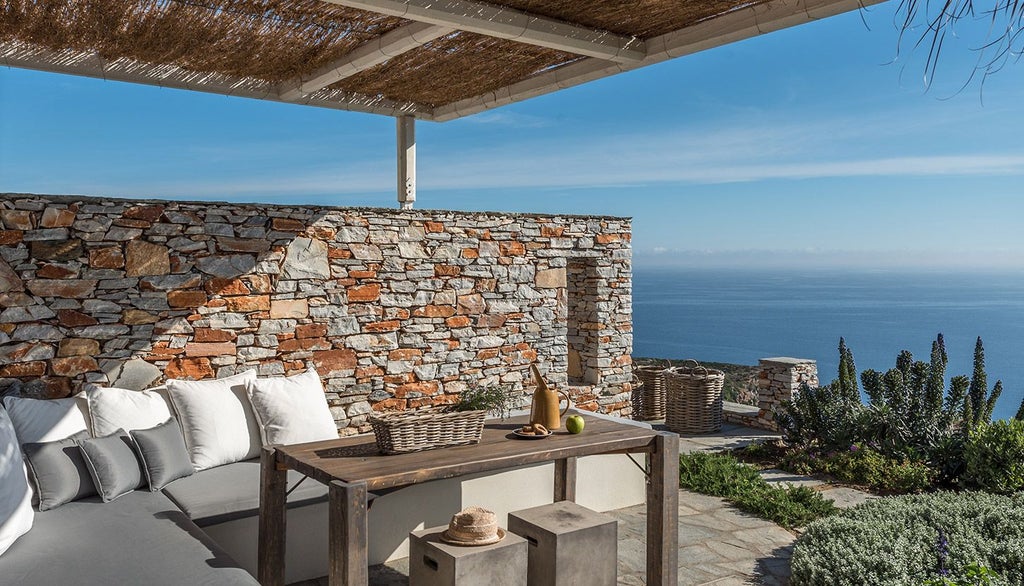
[397,116,416,209]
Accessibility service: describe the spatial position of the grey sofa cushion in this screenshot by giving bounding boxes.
[22,431,96,511]
[162,459,327,527]
[78,430,144,502]
[0,490,258,585]
[131,418,193,491]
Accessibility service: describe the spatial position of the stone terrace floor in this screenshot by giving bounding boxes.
[303,424,875,586]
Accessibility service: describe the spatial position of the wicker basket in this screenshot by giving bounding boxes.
[664,360,725,434]
[369,409,487,455]
[632,361,670,421]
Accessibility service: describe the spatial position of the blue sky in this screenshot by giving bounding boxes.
[2,2,1023,269]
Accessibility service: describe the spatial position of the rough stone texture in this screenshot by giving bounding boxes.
[723,358,819,431]
[0,195,633,432]
[125,240,171,277]
[57,338,100,357]
[102,358,163,390]
[282,237,330,279]
[0,258,24,292]
[40,207,76,228]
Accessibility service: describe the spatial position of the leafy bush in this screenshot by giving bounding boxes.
[790,491,1024,586]
[923,563,1004,586]
[776,335,1021,489]
[781,446,932,494]
[962,419,1024,494]
[678,452,837,529]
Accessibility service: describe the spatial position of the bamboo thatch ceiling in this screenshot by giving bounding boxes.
[0,0,878,121]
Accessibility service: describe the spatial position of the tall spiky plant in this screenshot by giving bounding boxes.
[925,334,948,415]
[967,337,988,427]
[965,337,1003,429]
[837,337,859,404]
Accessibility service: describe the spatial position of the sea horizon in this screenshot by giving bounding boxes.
[632,266,1024,420]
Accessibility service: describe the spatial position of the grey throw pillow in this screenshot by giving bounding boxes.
[130,418,193,491]
[22,431,96,511]
[78,430,144,502]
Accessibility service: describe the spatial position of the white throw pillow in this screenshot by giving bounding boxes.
[1,393,90,444]
[0,406,33,557]
[165,370,260,471]
[247,368,338,446]
[87,386,173,438]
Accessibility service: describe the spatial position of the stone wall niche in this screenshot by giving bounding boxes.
[566,258,601,385]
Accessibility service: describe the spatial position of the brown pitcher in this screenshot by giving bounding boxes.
[529,364,570,430]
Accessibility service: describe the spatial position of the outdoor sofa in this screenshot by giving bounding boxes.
[0,369,334,585]
[0,368,647,585]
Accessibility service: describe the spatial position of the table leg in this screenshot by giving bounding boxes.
[258,447,287,586]
[329,480,369,586]
[646,432,679,585]
[554,457,577,502]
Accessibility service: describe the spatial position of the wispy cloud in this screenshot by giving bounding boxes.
[453,111,553,128]
[10,109,1022,198]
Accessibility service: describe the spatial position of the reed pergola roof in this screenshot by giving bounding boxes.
[1,0,876,122]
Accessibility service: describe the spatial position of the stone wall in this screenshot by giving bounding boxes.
[723,357,818,430]
[0,194,633,434]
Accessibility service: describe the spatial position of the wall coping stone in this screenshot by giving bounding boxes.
[759,357,816,366]
[2,193,631,222]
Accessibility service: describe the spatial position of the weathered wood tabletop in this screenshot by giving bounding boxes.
[258,412,679,586]
[275,414,659,490]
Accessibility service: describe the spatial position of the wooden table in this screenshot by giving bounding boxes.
[257,413,679,586]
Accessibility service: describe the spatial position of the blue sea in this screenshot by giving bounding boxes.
[632,268,1024,420]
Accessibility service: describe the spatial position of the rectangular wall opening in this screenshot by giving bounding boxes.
[566,259,601,385]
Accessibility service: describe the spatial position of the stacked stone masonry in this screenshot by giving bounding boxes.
[0,195,633,434]
[723,357,818,431]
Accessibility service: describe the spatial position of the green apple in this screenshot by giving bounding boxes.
[565,414,585,434]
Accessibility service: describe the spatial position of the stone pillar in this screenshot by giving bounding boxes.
[755,357,818,430]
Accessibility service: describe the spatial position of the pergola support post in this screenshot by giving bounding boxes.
[397,115,415,209]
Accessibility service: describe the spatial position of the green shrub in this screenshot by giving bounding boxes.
[923,563,1004,586]
[776,334,1019,490]
[962,419,1024,494]
[782,446,932,493]
[790,491,1024,586]
[678,452,837,529]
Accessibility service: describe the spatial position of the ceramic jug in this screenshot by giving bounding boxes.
[529,364,570,430]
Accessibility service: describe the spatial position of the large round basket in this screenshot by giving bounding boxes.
[369,409,486,455]
[664,361,725,434]
[632,362,670,421]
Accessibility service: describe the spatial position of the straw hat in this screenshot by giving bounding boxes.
[439,506,505,546]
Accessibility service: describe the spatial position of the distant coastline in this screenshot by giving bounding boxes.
[632,267,1024,420]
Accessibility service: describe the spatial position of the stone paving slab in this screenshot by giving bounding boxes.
[818,485,877,509]
[758,469,826,488]
[660,423,783,454]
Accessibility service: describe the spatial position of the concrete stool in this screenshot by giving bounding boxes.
[409,526,528,586]
[507,501,617,586]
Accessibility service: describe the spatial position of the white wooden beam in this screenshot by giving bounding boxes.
[397,116,416,208]
[279,22,452,101]
[432,0,883,121]
[319,0,645,64]
[1,43,435,119]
